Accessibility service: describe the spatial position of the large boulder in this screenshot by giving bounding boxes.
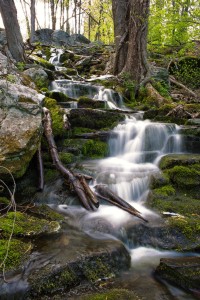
[31,28,54,45]
[0,80,44,179]
[23,67,49,89]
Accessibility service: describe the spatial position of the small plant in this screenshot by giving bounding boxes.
[16,62,25,71]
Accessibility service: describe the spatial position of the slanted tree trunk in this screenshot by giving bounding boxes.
[112,0,150,84]
[0,0,26,62]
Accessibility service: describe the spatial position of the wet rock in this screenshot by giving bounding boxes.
[69,108,125,130]
[155,257,200,295]
[0,80,43,179]
[78,96,106,109]
[123,221,200,251]
[159,154,200,170]
[0,230,131,299]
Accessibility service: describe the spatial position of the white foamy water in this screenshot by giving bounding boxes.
[90,115,183,223]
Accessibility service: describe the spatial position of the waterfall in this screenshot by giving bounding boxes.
[91,114,183,221]
[50,79,124,109]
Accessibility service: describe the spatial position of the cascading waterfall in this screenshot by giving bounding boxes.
[92,115,182,216]
[50,79,124,109]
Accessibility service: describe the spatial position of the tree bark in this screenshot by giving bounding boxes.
[30,0,36,43]
[112,0,150,84]
[0,0,26,62]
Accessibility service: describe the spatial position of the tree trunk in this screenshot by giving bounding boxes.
[30,0,36,43]
[112,0,150,84]
[0,0,25,62]
[112,0,129,75]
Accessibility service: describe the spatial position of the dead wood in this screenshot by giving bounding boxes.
[169,76,197,98]
[94,184,148,222]
[43,107,95,211]
[166,104,192,118]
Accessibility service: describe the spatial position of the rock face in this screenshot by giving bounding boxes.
[155,257,200,295]
[0,80,43,179]
[23,67,49,89]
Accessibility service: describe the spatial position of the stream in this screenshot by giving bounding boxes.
[46,67,199,299]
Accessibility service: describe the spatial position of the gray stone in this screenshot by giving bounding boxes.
[32,28,54,45]
[0,80,43,178]
[23,67,49,89]
[52,29,71,46]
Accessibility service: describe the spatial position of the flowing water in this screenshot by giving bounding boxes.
[45,51,199,297]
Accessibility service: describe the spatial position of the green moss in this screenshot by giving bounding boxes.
[72,127,95,135]
[81,289,141,300]
[0,239,32,271]
[59,152,75,164]
[83,258,112,282]
[44,169,59,182]
[30,204,64,222]
[159,154,200,170]
[168,215,200,239]
[30,54,55,71]
[0,197,10,205]
[43,97,65,137]
[34,75,49,89]
[167,165,200,188]
[69,109,124,131]
[153,185,176,198]
[78,96,105,109]
[45,91,71,102]
[0,211,60,238]
[82,140,108,159]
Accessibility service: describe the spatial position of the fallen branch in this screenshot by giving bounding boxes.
[169,75,197,98]
[94,184,148,222]
[43,107,95,211]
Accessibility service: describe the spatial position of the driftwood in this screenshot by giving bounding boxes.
[42,107,147,222]
[43,107,96,211]
[95,184,148,222]
[169,75,197,99]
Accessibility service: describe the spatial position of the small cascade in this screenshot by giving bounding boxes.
[92,115,183,214]
[50,79,124,109]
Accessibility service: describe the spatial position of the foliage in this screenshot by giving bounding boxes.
[148,0,200,55]
[83,0,114,43]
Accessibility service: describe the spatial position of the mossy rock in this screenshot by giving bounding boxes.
[167,165,200,189]
[45,91,72,102]
[82,139,108,159]
[0,211,60,238]
[59,152,75,164]
[81,289,141,300]
[159,154,200,170]
[59,138,108,159]
[69,108,125,130]
[29,54,55,71]
[59,52,75,63]
[0,239,32,271]
[43,97,65,137]
[78,96,105,109]
[156,257,200,293]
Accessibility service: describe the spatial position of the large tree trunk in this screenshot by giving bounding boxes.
[112,0,150,84]
[112,0,129,75]
[0,0,26,62]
